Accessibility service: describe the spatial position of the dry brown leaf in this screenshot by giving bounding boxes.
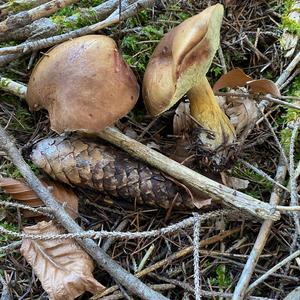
[21,221,105,300]
[213,69,280,97]
[220,172,249,190]
[213,68,252,92]
[192,197,212,209]
[247,79,281,97]
[171,102,194,165]
[173,102,192,136]
[226,95,258,135]
[0,178,78,219]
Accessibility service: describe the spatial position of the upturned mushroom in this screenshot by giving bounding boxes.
[27,35,139,133]
[142,4,235,170]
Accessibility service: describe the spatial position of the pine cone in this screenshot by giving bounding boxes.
[31,136,193,209]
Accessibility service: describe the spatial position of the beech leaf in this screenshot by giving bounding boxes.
[213,68,252,92]
[220,172,249,190]
[0,178,78,219]
[247,79,281,97]
[213,69,280,97]
[173,102,192,136]
[20,221,105,300]
[226,95,258,134]
[172,102,194,164]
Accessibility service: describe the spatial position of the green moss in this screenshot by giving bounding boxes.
[0,221,17,246]
[0,94,33,132]
[209,265,232,289]
[280,0,300,36]
[282,17,300,36]
[278,76,300,157]
[121,24,164,73]
[120,5,192,74]
[4,0,33,14]
[231,162,273,191]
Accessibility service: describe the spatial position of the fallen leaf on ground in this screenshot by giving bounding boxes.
[213,68,252,92]
[213,68,280,97]
[171,102,195,165]
[247,79,281,97]
[220,172,249,190]
[0,178,78,219]
[21,221,105,300]
[225,92,258,135]
[173,101,192,136]
[192,197,212,209]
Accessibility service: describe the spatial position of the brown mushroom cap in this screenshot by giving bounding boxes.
[27,35,139,133]
[142,4,223,116]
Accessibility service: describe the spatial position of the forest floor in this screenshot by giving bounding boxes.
[0,0,299,299]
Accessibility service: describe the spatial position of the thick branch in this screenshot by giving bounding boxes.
[0,126,168,300]
[0,76,27,98]
[0,0,80,33]
[0,0,155,55]
[0,0,118,43]
[0,18,58,43]
[0,0,49,18]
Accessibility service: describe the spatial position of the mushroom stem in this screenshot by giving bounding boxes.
[187,77,235,151]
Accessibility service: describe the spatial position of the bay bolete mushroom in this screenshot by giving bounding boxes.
[142,4,235,169]
[27,35,139,133]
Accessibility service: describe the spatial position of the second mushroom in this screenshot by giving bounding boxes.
[142,4,236,171]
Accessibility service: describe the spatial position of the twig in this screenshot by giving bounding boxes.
[243,34,270,62]
[0,125,168,300]
[263,95,300,110]
[0,0,49,18]
[276,205,300,211]
[102,219,129,252]
[0,0,155,55]
[280,68,300,90]
[0,273,11,300]
[247,250,300,293]
[0,241,22,253]
[0,0,80,33]
[197,290,275,300]
[0,18,59,66]
[232,159,287,300]
[0,76,27,98]
[0,0,118,43]
[258,108,289,167]
[0,210,234,240]
[289,121,300,235]
[214,92,300,110]
[276,52,300,88]
[137,244,155,273]
[99,284,176,300]
[0,199,54,218]
[92,228,241,299]
[239,159,289,192]
[0,17,57,43]
[193,213,201,300]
